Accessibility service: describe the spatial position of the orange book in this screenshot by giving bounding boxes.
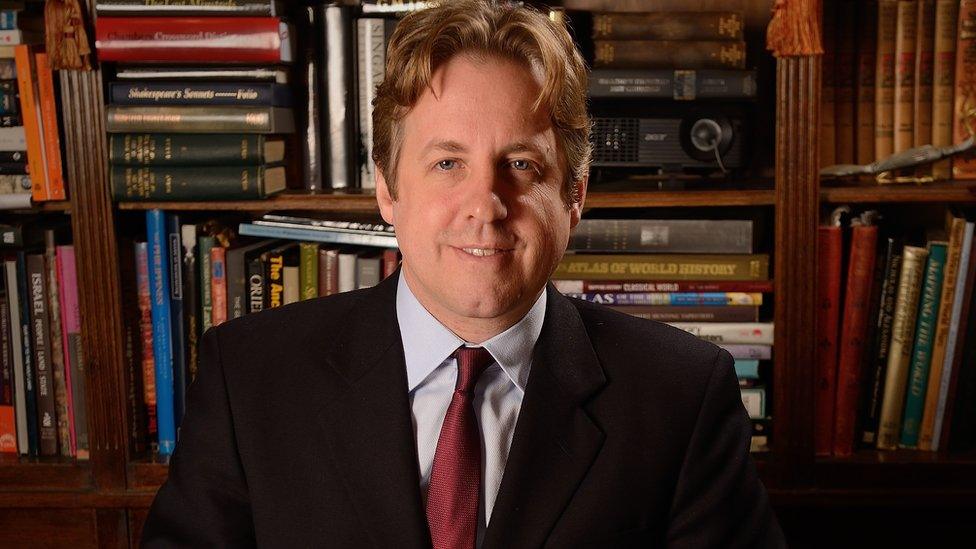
[33,53,65,201]
[13,45,48,202]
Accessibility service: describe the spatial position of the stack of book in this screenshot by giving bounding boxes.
[821,0,976,180]
[94,1,297,201]
[552,218,774,452]
[0,220,86,458]
[127,209,400,458]
[817,207,976,456]
[0,0,64,208]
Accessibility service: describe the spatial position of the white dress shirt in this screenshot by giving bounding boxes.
[396,272,546,541]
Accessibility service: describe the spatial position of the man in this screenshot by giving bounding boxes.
[142,1,786,547]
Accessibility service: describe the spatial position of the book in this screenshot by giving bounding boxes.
[3,257,27,454]
[43,231,70,457]
[115,65,290,83]
[568,219,753,254]
[95,17,294,63]
[134,241,157,451]
[95,0,283,16]
[317,247,339,297]
[118,238,147,457]
[740,387,765,418]
[109,134,286,166]
[261,242,295,309]
[918,215,967,449]
[239,219,397,248]
[106,105,296,134]
[210,245,227,326]
[225,239,277,320]
[165,214,186,428]
[550,279,774,294]
[552,254,769,282]
[54,245,86,459]
[588,69,757,100]
[665,322,774,345]
[356,253,382,289]
[875,0,899,160]
[593,40,747,70]
[357,17,396,190]
[836,1,858,165]
[298,5,322,191]
[110,165,287,201]
[931,0,960,179]
[893,0,918,154]
[299,242,318,300]
[833,220,880,456]
[145,209,176,456]
[591,12,744,41]
[719,344,772,360]
[815,220,844,456]
[0,272,13,453]
[109,82,293,107]
[913,1,937,152]
[33,53,65,201]
[607,304,759,323]
[877,244,928,450]
[180,225,199,382]
[13,45,47,201]
[319,3,356,189]
[952,0,976,179]
[566,292,763,307]
[198,235,215,335]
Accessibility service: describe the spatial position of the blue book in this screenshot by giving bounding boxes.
[146,209,176,456]
[166,213,188,430]
[733,359,761,380]
[238,222,398,249]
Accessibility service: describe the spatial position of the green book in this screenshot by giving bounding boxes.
[198,235,216,333]
[110,164,286,201]
[299,242,319,300]
[900,241,948,448]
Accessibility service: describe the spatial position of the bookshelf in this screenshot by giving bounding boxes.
[2,0,976,546]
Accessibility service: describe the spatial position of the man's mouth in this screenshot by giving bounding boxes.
[461,247,507,257]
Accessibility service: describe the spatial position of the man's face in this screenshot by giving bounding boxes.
[376,53,586,340]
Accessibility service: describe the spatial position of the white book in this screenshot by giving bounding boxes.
[740,387,765,419]
[665,322,774,345]
[338,251,357,293]
[4,260,28,454]
[932,221,975,449]
[282,266,299,305]
[0,127,26,151]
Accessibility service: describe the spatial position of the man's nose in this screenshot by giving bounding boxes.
[462,163,509,223]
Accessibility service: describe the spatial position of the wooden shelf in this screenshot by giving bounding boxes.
[127,461,170,491]
[0,455,92,491]
[820,181,976,204]
[114,188,777,212]
[0,200,71,214]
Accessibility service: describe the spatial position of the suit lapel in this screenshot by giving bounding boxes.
[314,272,430,548]
[483,285,607,549]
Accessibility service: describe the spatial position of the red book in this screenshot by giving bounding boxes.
[816,224,844,456]
[210,246,228,327]
[95,18,293,63]
[832,223,879,456]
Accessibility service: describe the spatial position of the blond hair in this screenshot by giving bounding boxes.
[371,0,591,202]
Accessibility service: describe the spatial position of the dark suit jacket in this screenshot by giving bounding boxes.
[142,271,785,548]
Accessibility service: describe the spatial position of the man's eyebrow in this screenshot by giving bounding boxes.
[420,139,468,157]
[501,142,547,157]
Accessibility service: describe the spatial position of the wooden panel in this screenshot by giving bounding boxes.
[772,54,820,487]
[127,462,169,491]
[129,508,148,547]
[0,509,97,548]
[59,67,128,491]
[0,457,92,491]
[96,509,129,548]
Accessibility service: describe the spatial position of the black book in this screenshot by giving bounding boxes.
[226,238,279,320]
[180,224,200,383]
[0,114,22,127]
[0,151,25,163]
[14,251,38,456]
[165,213,187,430]
[297,3,323,190]
[118,237,148,457]
[109,82,293,107]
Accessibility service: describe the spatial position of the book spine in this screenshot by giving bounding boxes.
[876,0,900,160]
[587,69,758,100]
[320,4,356,189]
[299,242,318,300]
[568,219,753,254]
[95,17,288,63]
[358,18,391,190]
[893,1,919,154]
[13,45,47,202]
[356,255,381,289]
[33,53,65,201]
[913,1,937,152]
[900,242,948,447]
[833,225,880,457]
[4,260,27,454]
[181,225,199,382]
[919,217,966,449]
[877,245,928,449]
[550,279,775,293]
[734,359,761,379]
[567,292,762,306]
[739,387,766,418]
[146,210,176,456]
[591,12,744,41]
[110,165,278,201]
[931,0,960,179]
[953,0,976,179]
[238,223,398,248]
[860,238,903,445]
[665,322,774,345]
[606,304,759,323]
[110,82,291,107]
[95,0,278,16]
[857,1,879,164]
[15,253,38,456]
[0,127,26,151]
[282,265,299,304]
[106,106,294,134]
[552,254,769,282]
[247,253,266,314]
[134,241,157,451]
[26,254,57,456]
[933,221,975,449]
[210,246,228,326]
[109,134,267,166]
[816,225,843,456]
[835,0,857,165]
[593,40,747,70]
[265,249,285,308]
[299,5,322,191]
[719,344,773,360]
[44,232,71,457]
[55,246,87,459]
[338,251,356,293]
[118,238,147,457]
[166,214,187,430]
[0,275,14,453]
[382,249,399,279]
[317,248,338,297]
[198,236,215,335]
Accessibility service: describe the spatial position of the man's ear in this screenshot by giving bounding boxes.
[375,166,396,225]
[569,173,588,229]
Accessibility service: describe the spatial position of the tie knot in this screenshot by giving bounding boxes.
[452,346,494,393]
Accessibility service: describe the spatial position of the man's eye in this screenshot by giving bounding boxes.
[511,159,531,171]
[436,159,457,171]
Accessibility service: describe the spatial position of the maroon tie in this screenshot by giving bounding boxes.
[426,346,495,549]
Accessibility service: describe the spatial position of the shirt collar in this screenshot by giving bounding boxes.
[396,271,546,393]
